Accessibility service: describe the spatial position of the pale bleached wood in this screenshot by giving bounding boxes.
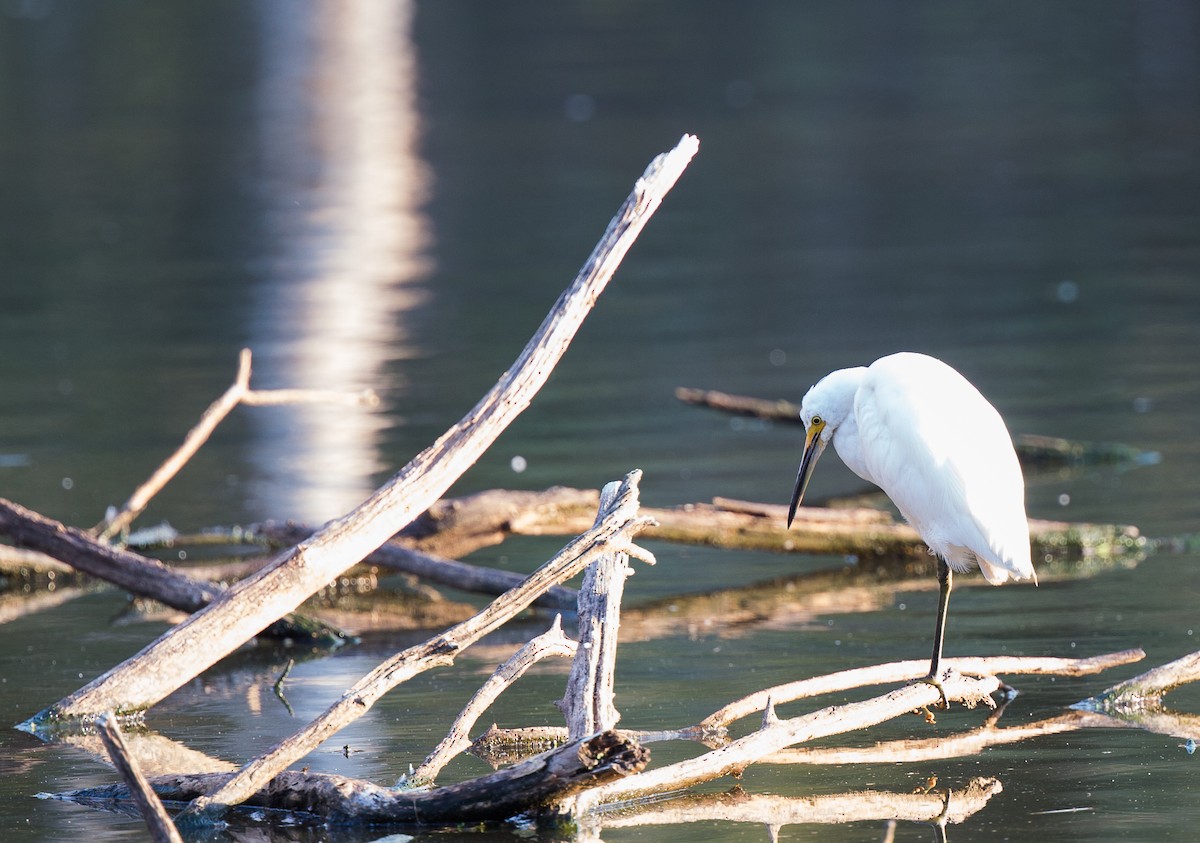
[409,615,577,786]
[1080,649,1200,712]
[594,776,1003,830]
[29,134,699,727]
[570,671,1001,814]
[699,649,1146,731]
[96,713,184,843]
[177,471,655,823]
[58,731,650,825]
[559,481,635,738]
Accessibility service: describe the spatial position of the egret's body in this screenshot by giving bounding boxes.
[787,352,1035,693]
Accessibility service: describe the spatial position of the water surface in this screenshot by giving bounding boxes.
[1,2,1198,840]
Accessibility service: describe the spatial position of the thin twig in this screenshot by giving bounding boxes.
[409,616,578,786]
[96,350,255,541]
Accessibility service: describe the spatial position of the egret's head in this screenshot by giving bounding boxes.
[787,366,865,528]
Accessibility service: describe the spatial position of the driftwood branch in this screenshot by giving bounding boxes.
[26,134,699,728]
[341,486,1143,564]
[0,499,345,646]
[700,649,1147,731]
[559,480,639,739]
[1078,649,1200,713]
[568,670,1001,815]
[409,616,578,786]
[95,713,184,843]
[177,472,655,823]
[59,731,649,825]
[592,777,1003,833]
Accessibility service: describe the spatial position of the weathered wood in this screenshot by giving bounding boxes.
[594,776,1003,830]
[675,386,1158,467]
[559,481,632,739]
[26,134,699,728]
[1077,649,1200,713]
[258,515,581,609]
[176,472,654,823]
[0,499,346,648]
[2,498,223,610]
[411,616,577,786]
[95,349,378,541]
[699,649,1147,731]
[95,713,184,843]
[569,671,1002,814]
[61,731,649,825]
[397,486,602,558]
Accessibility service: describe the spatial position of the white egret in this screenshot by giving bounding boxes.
[787,352,1036,701]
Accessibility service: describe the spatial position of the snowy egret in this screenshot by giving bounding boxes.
[787,352,1035,700]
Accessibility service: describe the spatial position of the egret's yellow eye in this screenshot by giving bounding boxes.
[811,415,823,427]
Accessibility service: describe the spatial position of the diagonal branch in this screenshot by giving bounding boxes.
[26,134,699,728]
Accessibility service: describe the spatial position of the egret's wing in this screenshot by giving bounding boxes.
[857,354,1033,582]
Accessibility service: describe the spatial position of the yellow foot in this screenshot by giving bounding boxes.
[917,673,950,710]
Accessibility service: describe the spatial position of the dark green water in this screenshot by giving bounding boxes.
[2,1,1199,840]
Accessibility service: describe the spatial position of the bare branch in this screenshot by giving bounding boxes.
[96,713,184,843]
[571,671,1001,813]
[1077,649,1200,713]
[559,480,639,739]
[410,616,577,786]
[700,649,1146,731]
[29,134,699,728]
[97,349,255,541]
[178,471,651,822]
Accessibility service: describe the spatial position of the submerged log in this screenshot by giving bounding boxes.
[406,489,1143,565]
[57,730,649,825]
[0,499,346,646]
[675,387,1160,467]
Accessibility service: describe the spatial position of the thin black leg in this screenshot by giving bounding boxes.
[927,557,953,680]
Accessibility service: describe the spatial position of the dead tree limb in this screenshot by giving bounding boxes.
[26,134,699,729]
[410,616,578,786]
[371,487,1142,563]
[569,671,1001,814]
[700,649,1147,731]
[592,777,1003,832]
[96,713,184,843]
[257,517,580,609]
[559,480,636,739]
[675,387,1158,467]
[0,499,345,646]
[176,472,656,824]
[1077,649,1200,713]
[57,730,649,825]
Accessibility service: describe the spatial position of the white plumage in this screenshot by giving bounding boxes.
[787,352,1035,692]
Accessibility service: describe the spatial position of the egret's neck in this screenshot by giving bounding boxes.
[832,413,875,486]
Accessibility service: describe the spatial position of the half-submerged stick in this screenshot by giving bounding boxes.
[27,134,699,728]
[96,713,184,843]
